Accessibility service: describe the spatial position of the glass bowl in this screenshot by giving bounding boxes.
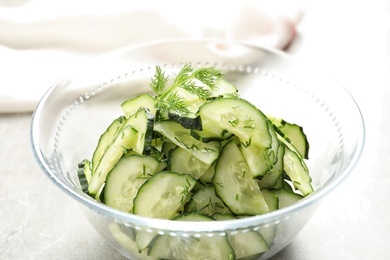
[30,39,365,259]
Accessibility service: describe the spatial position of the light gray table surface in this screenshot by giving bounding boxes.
[1,1,390,259]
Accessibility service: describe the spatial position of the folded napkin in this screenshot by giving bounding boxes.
[0,0,302,113]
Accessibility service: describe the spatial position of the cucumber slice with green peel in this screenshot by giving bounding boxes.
[266,118,281,164]
[227,230,270,259]
[89,108,155,196]
[240,144,272,178]
[109,223,157,260]
[268,115,309,159]
[269,187,304,209]
[209,213,271,258]
[169,146,211,179]
[133,171,197,219]
[198,161,216,183]
[121,93,156,118]
[213,140,270,215]
[216,211,276,250]
[240,119,279,177]
[91,116,126,173]
[197,97,272,149]
[154,120,221,165]
[209,77,238,97]
[211,212,236,221]
[77,159,91,194]
[261,188,279,211]
[135,229,158,252]
[174,212,214,221]
[283,145,313,196]
[258,143,285,189]
[161,141,177,158]
[148,214,235,260]
[145,146,166,162]
[126,108,154,155]
[168,113,202,130]
[196,116,229,142]
[185,186,231,216]
[103,155,167,213]
[88,125,138,196]
[190,128,234,143]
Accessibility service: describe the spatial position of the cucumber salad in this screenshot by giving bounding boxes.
[77,65,313,257]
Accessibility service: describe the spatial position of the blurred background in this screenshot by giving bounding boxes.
[0,0,388,113]
[0,0,389,259]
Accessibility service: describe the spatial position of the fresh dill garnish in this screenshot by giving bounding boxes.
[149,66,169,95]
[192,67,223,88]
[157,92,190,116]
[149,64,223,118]
[180,81,211,100]
[173,64,194,86]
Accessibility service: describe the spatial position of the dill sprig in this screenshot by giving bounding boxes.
[149,64,224,117]
[158,92,190,116]
[192,67,223,88]
[149,66,169,95]
[173,64,194,86]
[180,81,211,100]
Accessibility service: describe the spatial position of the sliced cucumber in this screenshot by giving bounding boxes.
[240,144,272,178]
[109,223,157,260]
[77,159,91,194]
[103,155,167,213]
[261,188,279,212]
[148,214,235,260]
[198,161,216,184]
[209,77,238,97]
[190,128,233,143]
[135,230,158,252]
[283,145,313,196]
[161,141,177,158]
[213,140,269,215]
[258,143,285,189]
[88,125,138,196]
[268,116,309,159]
[121,93,156,118]
[198,115,228,138]
[168,113,202,130]
[227,230,269,259]
[126,108,154,155]
[269,187,304,209]
[185,186,231,216]
[91,116,126,173]
[240,119,280,176]
[197,97,272,149]
[211,212,236,221]
[89,107,155,196]
[146,146,166,162]
[154,120,221,165]
[133,171,197,219]
[210,213,270,258]
[174,212,213,221]
[169,146,211,179]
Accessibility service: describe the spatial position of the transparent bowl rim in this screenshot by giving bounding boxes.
[30,39,366,233]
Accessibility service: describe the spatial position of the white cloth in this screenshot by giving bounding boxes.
[0,0,303,113]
